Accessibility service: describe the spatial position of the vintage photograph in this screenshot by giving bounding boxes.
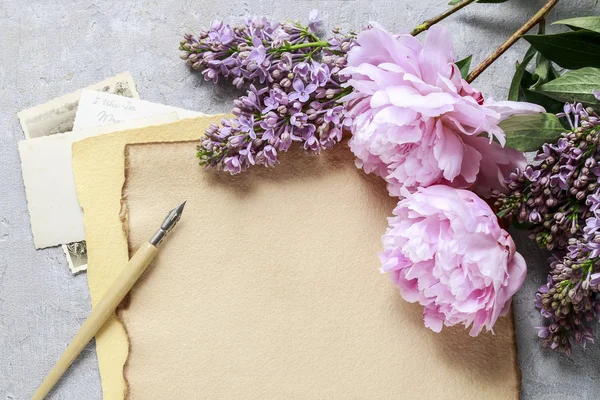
[17,72,140,273]
[17,72,139,139]
[62,241,88,274]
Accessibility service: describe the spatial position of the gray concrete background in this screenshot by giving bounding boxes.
[0,0,598,398]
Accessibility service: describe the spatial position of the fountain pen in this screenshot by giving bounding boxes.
[32,202,186,400]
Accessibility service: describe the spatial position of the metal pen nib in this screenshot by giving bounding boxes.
[150,201,186,247]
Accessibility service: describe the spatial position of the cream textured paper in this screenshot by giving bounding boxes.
[120,141,520,400]
[18,114,179,249]
[71,116,227,399]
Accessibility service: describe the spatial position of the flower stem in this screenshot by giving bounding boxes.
[466,0,560,83]
[410,0,478,36]
[274,40,330,53]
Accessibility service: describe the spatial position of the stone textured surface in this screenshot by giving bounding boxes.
[0,0,598,399]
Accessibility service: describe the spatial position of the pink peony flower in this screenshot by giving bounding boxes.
[342,24,545,197]
[380,185,527,336]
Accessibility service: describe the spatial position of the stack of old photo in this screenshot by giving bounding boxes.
[17,72,205,273]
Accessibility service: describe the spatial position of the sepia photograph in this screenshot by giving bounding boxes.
[62,241,88,274]
[17,73,139,139]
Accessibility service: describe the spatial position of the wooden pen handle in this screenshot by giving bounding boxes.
[33,241,158,400]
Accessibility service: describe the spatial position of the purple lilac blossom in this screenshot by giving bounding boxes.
[188,16,356,173]
[494,102,600,353]
[494,104,600,251]
[181,15,342,89]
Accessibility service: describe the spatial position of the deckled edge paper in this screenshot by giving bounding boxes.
[119,140,521,399]
[17,72,139,139]
[72,116,228,399]
[18,113,179,250]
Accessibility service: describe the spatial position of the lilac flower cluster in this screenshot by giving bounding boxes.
[494,104,600,251]
[494,103,600,353]
[181,15,356,173]
[535,218,600,355]
[181,17,323,88]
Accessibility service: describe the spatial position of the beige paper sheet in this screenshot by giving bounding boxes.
[120,140,520,399]
[72,116,227,399]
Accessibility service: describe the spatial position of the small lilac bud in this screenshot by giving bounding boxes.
[254,151,266,165]
[228,135,245,147]
[280,78,291,88]
[315,88,327,99]
[585,157,596,168]
[277,105,287,116]
[202,52,215,61]
[519,209,528,221]
[203,69,217,80]
[554,212,565,223]
[232,77,244,89]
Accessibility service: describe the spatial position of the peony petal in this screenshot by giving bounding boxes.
[498,251,527,317]
[432,122,464,181]
[370,90,390,108]
[386,86,456,117]
[459,143,482,184]
[464,135,527,197]
[373,106,418,128]
[418,25,455,84]
[348,25,420,75]
[423,307,445,333]
[484,99,546,119]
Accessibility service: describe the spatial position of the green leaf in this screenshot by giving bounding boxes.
[519,71,564,115]
[530,53,555,90]
[523,31,600,69]
[508,23,547,102]
[553,16,600,33]
[508,50,536,101]
[455,55,472,80]
[501,113,565,152]
[535,67,600,105]
[521,87,565,115]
